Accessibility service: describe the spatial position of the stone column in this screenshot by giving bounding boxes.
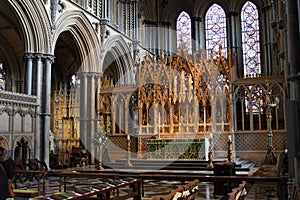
[161,22,171,54]
[285,0,300,188]
[79,72,88,149]
[227,11,239,77]
[34,54,43,160]
[262,6,272,75]
[24,53,34,95]
[42,54,55,166]
[191,16,201,54]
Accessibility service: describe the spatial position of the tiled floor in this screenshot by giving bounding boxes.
[13,166,284,200]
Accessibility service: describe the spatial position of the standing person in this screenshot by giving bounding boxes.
[0,136,15,200]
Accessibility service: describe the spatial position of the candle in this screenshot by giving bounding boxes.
[127,134,130,140]
[158,112,161,139]
[158,112,161,130]
[228,135,231,142]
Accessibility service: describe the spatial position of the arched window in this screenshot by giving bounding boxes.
[205,4,227,58]
[177,11,192,54]
[241,1,261,77]
[0,62,6,90]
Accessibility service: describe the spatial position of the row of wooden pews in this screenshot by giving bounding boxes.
[49,177,142,200]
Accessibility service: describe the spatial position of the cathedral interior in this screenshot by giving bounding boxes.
[0,0,299,199]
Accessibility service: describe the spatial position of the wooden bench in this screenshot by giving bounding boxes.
[227,181,247,200]
[13,189,39,198]
[152,179,199,200]
[14,170,47,195]
[58,171,120,192]
[138,173,288,198]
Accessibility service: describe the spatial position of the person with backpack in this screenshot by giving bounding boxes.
[0,136,15,200]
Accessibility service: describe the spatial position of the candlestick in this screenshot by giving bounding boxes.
[228,135,231,142]
[158,112,161,139]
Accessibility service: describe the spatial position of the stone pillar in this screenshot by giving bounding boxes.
[227,11,239,77]
[285,0,300,186]
[161,21,171,54]
[24,53,34,95]
[35,54,43,160]
[42,54,55,166]
[79,72,88,149]
[191,16,201,54]
[79,72,101,164]
[262,6,272,76]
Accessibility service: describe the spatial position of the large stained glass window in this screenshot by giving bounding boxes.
[205,4,227,58]
[177,11,192,54]
[241,1,261,77]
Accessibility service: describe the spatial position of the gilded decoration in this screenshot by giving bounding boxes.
[99,48,234,148]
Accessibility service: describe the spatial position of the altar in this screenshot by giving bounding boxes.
[146,138,207,160]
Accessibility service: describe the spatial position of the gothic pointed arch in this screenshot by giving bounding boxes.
[240,1,261,76]
[205,3,227,58]
[53,10,101,73]
[102,35,134,85]
[177,11,192,54]
[0,0,51,92]
[4,0,51,53]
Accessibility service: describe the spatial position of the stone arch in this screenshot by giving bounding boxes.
[53,10,101,72]
[6,0,51,53]
[102,35,134,85]
[166,7,193,27]
[0,0,51,92]
[235,0,266,13]
[14,136,33,161]
[194,0,230,18]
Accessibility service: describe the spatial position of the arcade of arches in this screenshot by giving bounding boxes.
[0,0,299,191]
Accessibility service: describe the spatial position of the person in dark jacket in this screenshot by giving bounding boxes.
[0,136,15,200]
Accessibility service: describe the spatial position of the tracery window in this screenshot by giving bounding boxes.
[205,4,227,58]
[0,62,6,90]
[176,11,192,54]
[241,1,261,76]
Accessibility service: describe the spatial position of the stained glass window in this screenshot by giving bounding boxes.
[245,86,263,114]
[177,11,192,54]
[0,62,5,90]
[241,1,261,76]
[205,4,227,58]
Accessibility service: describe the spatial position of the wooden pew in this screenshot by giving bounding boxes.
[49,178,142,200]
[227,181,247,200]
[58,171,119,192]
[152,179,199,200]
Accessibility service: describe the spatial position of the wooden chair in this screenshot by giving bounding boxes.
[13,159,29,187]
[14,159,27,170]
[28,158,48,171]
[26,158,48,182]
[70,147,83,167]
